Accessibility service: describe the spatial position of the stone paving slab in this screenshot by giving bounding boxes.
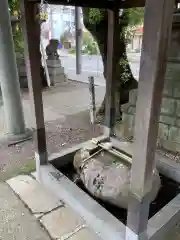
[40,205,85,239]
[7,175,63,214]
[0,182,51,240]
[164,222,180,240]
[68,227,102,240]
[7,173,102,240]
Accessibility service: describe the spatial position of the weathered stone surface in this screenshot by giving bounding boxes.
[162,139,180,152]
[16,53,28,88]
[120,14,180,154]
[50,75,67,85]
[168,126,180,144]
[34,213,44,219]
[173,78,180,98]
[121,103,130,113]
[175,118,180,127]
[68,228,101,240]
[161,126,180,151]
[159,115,176,125]
[7,175,63,214]
[163,76,173,97]
[40,206,85,239]
[176,99,180,117]
[46,59,66,85]
[165,222,180,240]
[0,182,51,240]
[46,39,59,60]
[129,89,137,105]
[74,145,161,209]
[161,98,176,115]
[121,113,135,138]
[19,65,27,77]
[128,106,136,114]
[47,66,65,75]
[46,59,62,68]
[158,123,169,144]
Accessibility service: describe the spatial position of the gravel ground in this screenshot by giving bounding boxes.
[0,110,103,181]
[1,109,179,181]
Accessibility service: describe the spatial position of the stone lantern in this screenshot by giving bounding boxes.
[11,16,28,88]
[46,39,67,85]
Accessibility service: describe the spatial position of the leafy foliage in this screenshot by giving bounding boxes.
[83,7,144,83]
[123,8,144,43]
[8,0,20,16]
[89,9,105,24]
[124,8,144,27]
[87,7,144,27]
[84,7,144,52]
[13,25,24,54]
[8,0,24,53]
[81,31,99,55]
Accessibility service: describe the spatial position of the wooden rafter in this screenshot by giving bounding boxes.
[27,0,145,9]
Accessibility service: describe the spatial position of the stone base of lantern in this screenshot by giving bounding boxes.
[16,53,28,88]
[19,65,28,88]
[46,59,67,86]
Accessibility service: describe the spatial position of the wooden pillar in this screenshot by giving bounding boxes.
[126,0,174,239]
[104,3,119,136]
[20,0,48,180]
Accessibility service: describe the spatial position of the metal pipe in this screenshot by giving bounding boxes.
[92,139,132,165]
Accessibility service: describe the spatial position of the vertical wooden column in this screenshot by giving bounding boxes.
[104,4,119,137]
[126,0,174,239]
[20,0,48,179]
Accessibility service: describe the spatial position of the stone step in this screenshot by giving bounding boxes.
[7,175,63,214]
[7,174,101,240]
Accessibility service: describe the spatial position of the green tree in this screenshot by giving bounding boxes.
[8,0,20,15]
[83,8,144,121]
[8,0,143,96]
[8,0,48,87]
[8,0,24,53]
[82,31,98,55]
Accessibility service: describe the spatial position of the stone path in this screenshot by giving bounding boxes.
[0,182,51,240]
[6,174,101,240]
[0,81,105,136]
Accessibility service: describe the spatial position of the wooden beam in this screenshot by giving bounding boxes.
[126,0,174,239]
[27,0,145,9]
[104,3,119,136]
[20,0,48,179]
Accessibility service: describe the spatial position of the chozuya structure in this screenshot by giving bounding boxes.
[20,0,180,239]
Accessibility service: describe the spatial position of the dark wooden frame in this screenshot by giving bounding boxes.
[27,0,146,9]
[20,0,177,239]
[27,0,180,9]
